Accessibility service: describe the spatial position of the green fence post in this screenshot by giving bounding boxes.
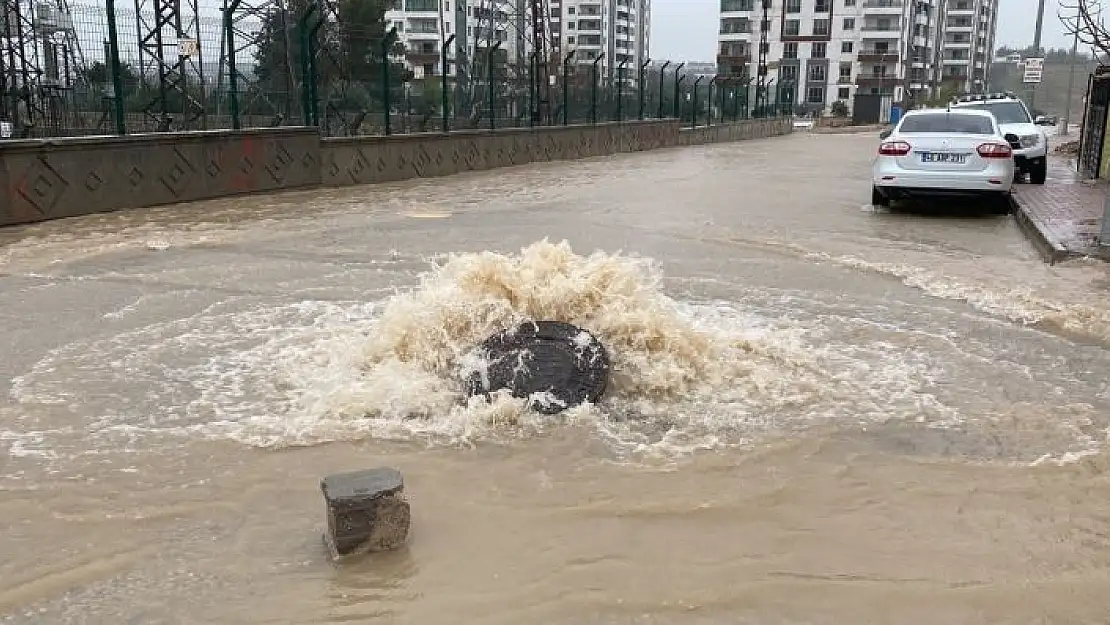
[672,62,685,119]
[223,0,243,130]
[692,75,703,128]
[297,7,312,125]
[562,51,574,126]
[104,0,127,134]
[442,33,455,132]
[488,40,502,130]
[529,50,537,127]
[766,79,776,119]
[615,59,627,122]
[381,26,398,135]
[708,77,715,126]
[657,60,670,119]
[590,54,604,124]
[638,58,650,120]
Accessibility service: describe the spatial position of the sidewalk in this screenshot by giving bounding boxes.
[1011,157,1108,264]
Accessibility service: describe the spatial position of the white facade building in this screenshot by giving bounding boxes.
[384,1,522,80]
[383,0,650,83]
[549,0,651,81]
[717,0,999,113]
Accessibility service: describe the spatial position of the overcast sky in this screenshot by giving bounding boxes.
[650,0,1074,62]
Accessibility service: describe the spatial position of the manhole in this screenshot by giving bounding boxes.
[464,321,611,415]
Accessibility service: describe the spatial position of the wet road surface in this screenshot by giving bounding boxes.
[3,131,1110,624]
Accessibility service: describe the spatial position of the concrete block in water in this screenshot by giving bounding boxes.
[321,467,410,559]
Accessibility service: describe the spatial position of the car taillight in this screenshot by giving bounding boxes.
[977,142,1012,158]
[878,141,911,156]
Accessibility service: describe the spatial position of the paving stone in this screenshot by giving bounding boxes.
[1012,157,1107,262]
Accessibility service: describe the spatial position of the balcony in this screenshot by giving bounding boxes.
[861,23,902,38]
[404,0,437,11]
[947,2,975,13]
[855,74,899,87]
[717,53,751,65]
[862,0,903,14]
[857,51,899,62]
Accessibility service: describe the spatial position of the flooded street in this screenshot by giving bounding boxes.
[3,130,1110,624]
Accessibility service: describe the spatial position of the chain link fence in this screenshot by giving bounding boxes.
[0,0,795,139]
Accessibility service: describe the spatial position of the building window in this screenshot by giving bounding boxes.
[841,41,853,53]
[811,42,827,58]
[838,87,850,99]
[808,64,826,81]
[783,42,798,59]
[813,18,830,36]
[843,0,855,5]
[785,0,801,12]
[843,17,854,30]
[807,86,825,103]
[839,62,852,79]
[784,19,800,36]
[815,0,830,11]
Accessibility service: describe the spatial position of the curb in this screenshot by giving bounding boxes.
[1009,194,1072,265]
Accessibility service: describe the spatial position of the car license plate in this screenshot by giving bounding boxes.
[919,152,967,164]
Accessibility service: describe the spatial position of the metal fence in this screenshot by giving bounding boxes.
[0,0,796,139]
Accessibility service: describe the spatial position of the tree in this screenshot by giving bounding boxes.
[252,0,411,121]
[1059,0,1110,64]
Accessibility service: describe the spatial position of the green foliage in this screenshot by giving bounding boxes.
[252,0,412,114]
[830,100,849,117]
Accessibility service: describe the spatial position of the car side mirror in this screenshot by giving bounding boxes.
[879,129,892,140]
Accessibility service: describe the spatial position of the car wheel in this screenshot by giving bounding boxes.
[872,186,890,207]
[1030,159,1047,185]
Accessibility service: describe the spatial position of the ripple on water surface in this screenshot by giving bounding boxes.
[7,240,1108,464]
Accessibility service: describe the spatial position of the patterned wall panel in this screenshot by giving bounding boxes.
[320,121,684,188]
[0,128,321,227]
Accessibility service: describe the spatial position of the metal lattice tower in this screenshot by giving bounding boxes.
[216,0,291,125]
[528,0,550,123]
[1,0,86,135]
[756,0,769,113]
[134,0,207,130]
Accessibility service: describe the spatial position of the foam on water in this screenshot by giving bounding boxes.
[8,240,1106,463]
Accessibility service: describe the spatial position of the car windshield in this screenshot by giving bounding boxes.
[898,113,995,135]
[958,101,1032,124]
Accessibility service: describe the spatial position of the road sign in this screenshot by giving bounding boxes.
[177,38,199,58]
[1023,57,1044,83]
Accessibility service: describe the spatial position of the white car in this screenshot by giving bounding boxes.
[872,108,1015,213]
[949,93,1048,184]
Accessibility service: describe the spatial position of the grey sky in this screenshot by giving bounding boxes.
[649,0,1074,62]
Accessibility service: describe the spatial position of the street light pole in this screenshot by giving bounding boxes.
[1029,0,1047,110]
[1063,30,1080,136]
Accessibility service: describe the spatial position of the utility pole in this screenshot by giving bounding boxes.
[1063,31,1079,136]
[1029,0,1046,110]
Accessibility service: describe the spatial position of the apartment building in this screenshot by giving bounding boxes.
[384,1,522,80]
[550,0,651,81]
[717,0,999,113]
[384,0,650,83]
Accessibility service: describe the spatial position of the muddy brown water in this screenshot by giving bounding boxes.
[3,132,1110,624]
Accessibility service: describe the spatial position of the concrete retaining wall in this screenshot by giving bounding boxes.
[0,127,321,227]
[0,118,792,227]
[321,120,681,187]
[678,118,794,146]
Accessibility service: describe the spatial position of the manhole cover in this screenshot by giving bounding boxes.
[464,321,611,414]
